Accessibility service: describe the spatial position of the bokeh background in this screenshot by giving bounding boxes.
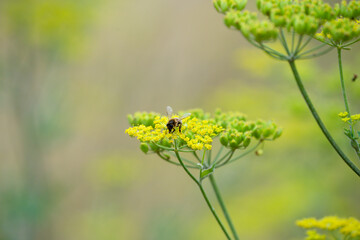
[0,0,359,240]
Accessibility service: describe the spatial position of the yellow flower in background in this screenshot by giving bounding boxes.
[340,217,360,237]
[351,114,360,122]
[297,216,360,239]
[338,112,349,118]
[305,230,326,240]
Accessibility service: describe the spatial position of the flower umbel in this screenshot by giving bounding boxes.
[297,216,360,239]
[126,113,223,151]
[126,108,282,239]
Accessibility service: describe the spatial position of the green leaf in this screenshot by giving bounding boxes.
[200,165,215,180]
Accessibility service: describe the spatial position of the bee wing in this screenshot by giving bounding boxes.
[166,106,173,117]
[180,113,191,120]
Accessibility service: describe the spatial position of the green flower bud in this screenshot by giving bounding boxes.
[161,139,172,148]
[270,9,287,27]
[260,2,273,16]
[149,142,159,151]
[235,133,244,145]
[240,23,251,39]
[233,0,247,11]
[220,135,229,146]
[263,127,274,138]
[127,114,134,125]
[229,139,238,149]
[225,10,237,28]
[140,143,149,154]
[273,128,283,140]
[313,3,336,20]
[162,153,171,160]
[215,0,230,13]
[243,137,251,148]
[252,128,261,139]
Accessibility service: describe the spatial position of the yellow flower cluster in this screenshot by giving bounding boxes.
[305,230,326,240]
[179,118,223,150]
[125,115,223,151]
[297,216,360,238]
[338,111,360,124]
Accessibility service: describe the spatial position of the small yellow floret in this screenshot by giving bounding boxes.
[341,117,350,123]
[305,230,326,240]
[338,111,349,118]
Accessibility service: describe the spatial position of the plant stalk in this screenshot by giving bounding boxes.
[288,60,360,177]
[209,174,239,240]
[337,47,360,158]
[174,141,232,239]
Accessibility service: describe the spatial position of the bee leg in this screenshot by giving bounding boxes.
[179,124,182,133]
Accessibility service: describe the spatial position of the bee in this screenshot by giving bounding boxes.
[166,106,191,133]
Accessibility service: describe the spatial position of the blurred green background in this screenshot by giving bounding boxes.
[0,0,359,240]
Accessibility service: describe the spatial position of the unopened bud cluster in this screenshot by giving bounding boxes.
[127,111,159,128]
[214,0,360,44]
[219,118,282,150]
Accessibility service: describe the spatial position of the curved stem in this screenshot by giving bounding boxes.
[279,28,291,56]
[209,174,239,240]
[216,150,235,168]
[173,141,232,239]
[228,141,262,164]
[193,151,201,163]
[342,37,360,47]
[157,152,192,167]
[297,46,333,60]
[295,43,329,59]
[214,146,224,162]
[214,150,233,165]
[288,60,360,177]
[337,48,360,159]
[294,34,305,55]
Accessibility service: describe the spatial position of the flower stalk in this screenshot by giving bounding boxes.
[125,108,282,238]
[209,174,239,240]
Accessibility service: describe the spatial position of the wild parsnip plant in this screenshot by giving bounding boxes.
[126,108,282,239]
[297,216,360,240]
[213,0,360,177]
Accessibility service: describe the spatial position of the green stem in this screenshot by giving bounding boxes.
[209,174,239,240]
[201,149,206,165]
[193,151,201,163]
[291,30,295,54]
[342,37,360,47]
[214,146,224,163]
[214,150,233,165]
[337,48,360,159]
[162,152,199,168]
[337,48,352,120]
[207,149,212,166]
[174,141,232,239]
[279,28,291,55]
[288,60,360,177]
[228,141,262,164]
[215,150,235,168]
[295,43,328,59]
[297,46,333,60]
